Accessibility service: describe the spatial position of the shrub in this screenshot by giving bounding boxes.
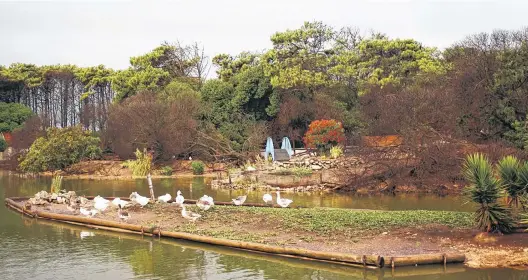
[191,161,205,175]
[271,167,313,177]
[304,119,346,152]
[0,137,6,152]
[330,146,343,159]
[19,126,102,173]
[0,102,34,133]
[122,149,152,176]
[462,153,514,233]
[159,165,173,176]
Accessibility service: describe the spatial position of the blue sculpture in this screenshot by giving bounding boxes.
[265,137,275,161]
[281,137,293,157]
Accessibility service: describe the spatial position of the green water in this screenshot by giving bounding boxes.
[1,172,526,279]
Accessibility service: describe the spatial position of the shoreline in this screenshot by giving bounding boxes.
[6,196,528,269]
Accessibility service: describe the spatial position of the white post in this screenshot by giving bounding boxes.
[147,173,155,201]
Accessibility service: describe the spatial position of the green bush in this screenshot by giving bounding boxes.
[159,165,173,176]
[122,149,152,176]
[191,161,205,175]
[271,167,313,177]
[19,126,102,173]
[0,138,6,152]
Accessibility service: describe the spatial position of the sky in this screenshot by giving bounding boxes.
[0,0,527,75]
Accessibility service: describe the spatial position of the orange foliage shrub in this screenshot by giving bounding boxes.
[303,119,346,150]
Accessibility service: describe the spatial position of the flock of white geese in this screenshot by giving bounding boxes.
[76,191,293,223]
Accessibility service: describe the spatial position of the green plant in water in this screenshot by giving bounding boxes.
[123,149,152,176]
[497,155,526,208]
[159,166,173,176]
[271,167,313,177]
[330,146,343,159]
[50,175,63,194]
[191,161,205,175]
[462,153,514,233]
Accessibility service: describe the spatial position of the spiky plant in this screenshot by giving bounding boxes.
[463,153,514,233]
[516,162,528,209]
[497,155,524,208]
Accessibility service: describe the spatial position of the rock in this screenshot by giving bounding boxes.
[311,165,322,170]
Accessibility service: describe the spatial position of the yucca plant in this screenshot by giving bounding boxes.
[463,153,514,233]
[515,162,528,209]
[497,155,525,208]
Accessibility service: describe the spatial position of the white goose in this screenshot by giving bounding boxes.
[112,198,129,209]
[276,191,293,208]
[263,194,273,204]
[94,195,109,204]
[232,195,247,206]
[94,200,109,212]
[80,207,98,217]
[135,194,149,207]
[158,193,172,203]
[181,205,201,222]
[175,190,184,206]
[196,195,214,211]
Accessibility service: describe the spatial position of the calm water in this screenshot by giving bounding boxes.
[1,171,526,280]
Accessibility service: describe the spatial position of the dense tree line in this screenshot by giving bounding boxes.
[3,22,528,167]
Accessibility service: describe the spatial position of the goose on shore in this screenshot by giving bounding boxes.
[94,200,109,212]
[80,207,98,217]
[232,195,247,206]
[118,204,130,221]
[197,195,214,211]
[263,194,273,204]
[158,193,172,203]
[175,190,184,206]
[94,195,109,204]
[181,205,201,222]
[112,198,129,209]
[131,193,149,207]
[276,191,293,208]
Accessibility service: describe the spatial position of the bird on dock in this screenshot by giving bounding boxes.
[175,190,184,206]
[158,193,172,203]
[135,194,149,208]
[118,204,130,221]
[263,194,273,204]
[232,195,247,206]
[275,191,293,208]
[181,205,201,222]
[196,195,214,211]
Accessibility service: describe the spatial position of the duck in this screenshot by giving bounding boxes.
[276,191,293,208]
[175,190,184,206]
[181,205,201,222]
[135,194,149,207]
[94,195,109,204]
[129,192,139,200]
[232,195,247,206]
[263,194,273,204]
[158,193,172,203]
[118,204,130,221]
[196,195,214,211]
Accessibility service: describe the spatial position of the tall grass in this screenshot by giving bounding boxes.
[50,175,63,194]
[123,149,152,176]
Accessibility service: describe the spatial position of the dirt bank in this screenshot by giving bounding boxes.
[22,201,528,269]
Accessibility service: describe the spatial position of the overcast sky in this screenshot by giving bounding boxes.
[0,0,526,73]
